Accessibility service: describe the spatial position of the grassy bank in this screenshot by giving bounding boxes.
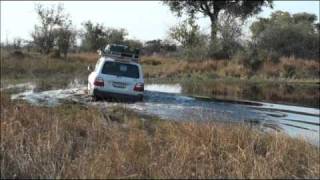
[1,50,319,107]
[1,50,319,86]
[1,93,319,178]
[140,55,319,107]
[141,55,320,83]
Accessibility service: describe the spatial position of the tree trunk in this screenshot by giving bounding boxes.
[209,12,219,46]
[45,47,50,55]
[63,50,67,59]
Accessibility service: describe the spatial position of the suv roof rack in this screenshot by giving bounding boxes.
[102,44,140,63]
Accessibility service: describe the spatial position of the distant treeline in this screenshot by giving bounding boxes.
[2,2,319,65]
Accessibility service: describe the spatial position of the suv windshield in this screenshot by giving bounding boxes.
[101,61,140,79]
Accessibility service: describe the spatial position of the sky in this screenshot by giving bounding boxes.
[1,1,319,43]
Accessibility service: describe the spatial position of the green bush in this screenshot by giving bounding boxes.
[283,63,296,78]
[233,48,262,71]
[141,57,162,66]
[251,11,319,59]
[266,51,281,64]
[183,45,209,61]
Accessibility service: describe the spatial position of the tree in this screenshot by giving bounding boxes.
[80,21,107,52]
[315,23,320,33]
[168,18,205,48]
[80,21,128,52]
[163,0,272,47]
[168,18,208,59]
[55,20,76,59]
[292,12,317,24]
[31,4,69,54]
[12,38,23,50]
[216,12,244,59]
[123,39,143,50]
[144,39,162,54]
[250,11,319,59]
[142,39,176,55]
[105,28,128,45]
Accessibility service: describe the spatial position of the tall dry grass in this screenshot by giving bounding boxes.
[2,50,318,82]
[261,57,320,79]
[1,93,319,179]
[181,80,320,107]
[141,55,320,80]
[68,52,99,63]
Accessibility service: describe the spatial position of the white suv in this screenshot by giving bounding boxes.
[88,47,144,101]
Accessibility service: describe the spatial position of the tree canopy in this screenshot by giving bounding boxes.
[250,11,319,59]
[31,4,70,54]
[80,21,128,52]
[163,0,273,46]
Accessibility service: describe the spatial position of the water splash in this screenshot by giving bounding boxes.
[145,84,182,94]
[67,78,86,89]
[0,82,36,91]
[10,80,87,106]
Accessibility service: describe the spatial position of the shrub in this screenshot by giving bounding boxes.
[282,63,296,78]
[182,44,209,61]
[9,50,25,59]
[219,62,250,78]
[140,57,162,66]
[266,51,281,64]
[233,48,262,71]
[305,61,320,78]
[260,62,281,78]
[49,49,61,58]
[251,11,319,59]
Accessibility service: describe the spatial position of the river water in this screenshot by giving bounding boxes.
[3,81,320,146]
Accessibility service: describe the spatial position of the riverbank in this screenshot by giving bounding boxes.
[2,51,319,84]
[141,55,319,82]
[1,92,319,178]
[2,51,319,107]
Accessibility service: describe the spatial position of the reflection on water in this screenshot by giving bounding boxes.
[4,82,320,146]
[181,80,320,108]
